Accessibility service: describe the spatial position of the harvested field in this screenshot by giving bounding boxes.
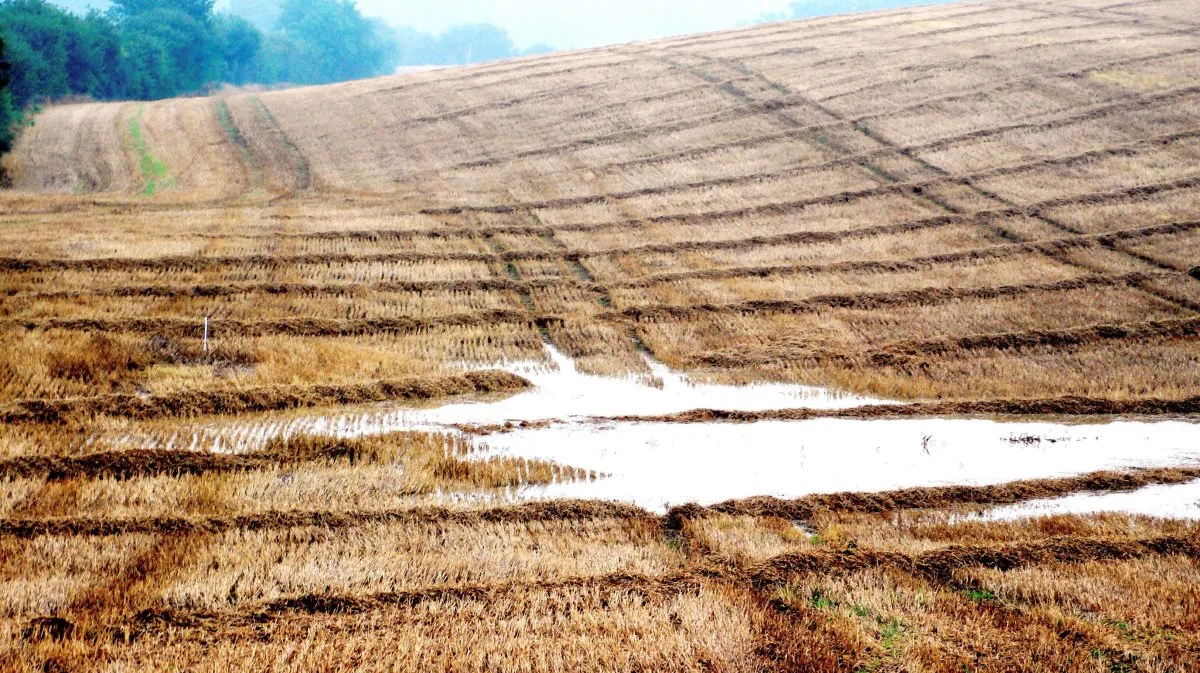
[3,0,1200,669]
[5,473,1200,672]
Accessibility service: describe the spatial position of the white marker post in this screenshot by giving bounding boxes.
[203,315,210,353]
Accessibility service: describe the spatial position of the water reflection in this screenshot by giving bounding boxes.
[981,479,1200,521]
[415,342,884,425]
[472,418,1200,511]
[98,344,1200,516]
[116,343,882,453]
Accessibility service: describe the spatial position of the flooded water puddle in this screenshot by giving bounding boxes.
[118,343,881,453]
[471,418,1200,511]
[982,478,1200,521]
[111,344,1200,516]
[413,343,885,424]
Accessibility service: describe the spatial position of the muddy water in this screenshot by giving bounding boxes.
[116,344,1200,516]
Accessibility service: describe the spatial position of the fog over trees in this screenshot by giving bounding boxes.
[756,0,952,22]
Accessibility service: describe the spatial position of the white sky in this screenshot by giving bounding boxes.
[59,0,798,51]
[352,1,795,50]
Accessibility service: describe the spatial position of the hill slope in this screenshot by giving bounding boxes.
[5,3,1200,671]
[0,0,1198,405]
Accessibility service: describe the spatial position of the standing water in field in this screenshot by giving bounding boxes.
[409,342,886,425]
[469,417,1200,512]
[415,344,1200,514]
[980,478,1200,521]
[113,342,881,452]
[117,343,1200,515]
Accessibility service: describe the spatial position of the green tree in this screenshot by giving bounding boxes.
[66,10,126,98]
[275,0,390,84]
[119,7,215,96]
[1,0,74,103]
[212,13,261,85]
[0,35,11,94]
[118,23,175,98]
[0,32,15,154]
[111,0,273,97]
[0,0,413,163]
[110,0,214,24]
[0,0,126,102]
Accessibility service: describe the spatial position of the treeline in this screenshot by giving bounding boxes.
[225,0,550,67]
[0,0,555,154]
[1,32,19,154]
[392,24,552,67]
[0,0,391,151]
[3,0,396,90]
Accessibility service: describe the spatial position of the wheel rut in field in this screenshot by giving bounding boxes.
[248,96,311,194]
[416,123,1200,217]
[6,270,1178,341]
[415,38,1199,178]
[687,316,1200,368]
[16,458,1200,668]
[675,53,1200,318]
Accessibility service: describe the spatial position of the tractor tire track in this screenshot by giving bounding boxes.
[608,272,1175,321]
[709,54,1200,317]
[0,433,437,482]
[416,40,1196,176]
[418,123,1200,216]
[16,215,1190,305]
[6,272,1175,341]
[51,174,1190,247]
[688,316,1200,369]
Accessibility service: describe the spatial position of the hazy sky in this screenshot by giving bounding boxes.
[321,1,795,50]
[55,0,803,50]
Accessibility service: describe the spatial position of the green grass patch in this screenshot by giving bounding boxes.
[964,589,996,602]
[879,618,905,650]
[128,107,174,196]
[809,589,835,609]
